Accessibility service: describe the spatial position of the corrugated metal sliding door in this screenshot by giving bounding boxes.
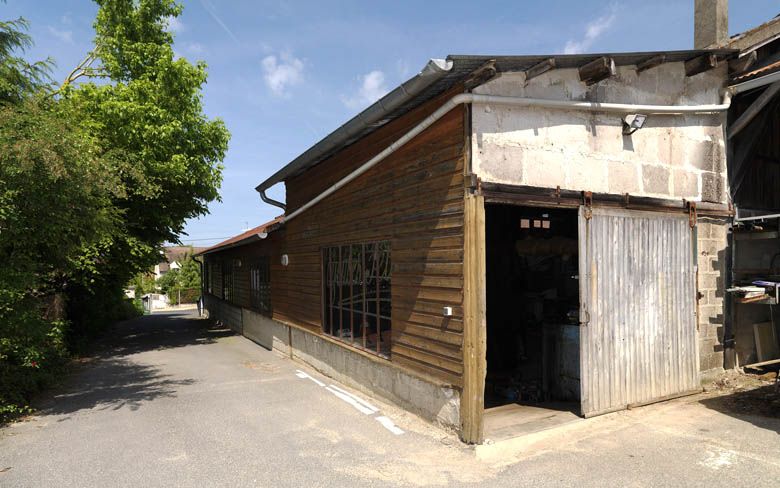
[578,207,699,417]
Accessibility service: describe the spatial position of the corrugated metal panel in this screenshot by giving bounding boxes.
[578,207,699,417]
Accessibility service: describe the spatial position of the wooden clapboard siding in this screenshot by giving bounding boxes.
[202,230,284,315]
[278,86,467,386]
[203,86,468,387]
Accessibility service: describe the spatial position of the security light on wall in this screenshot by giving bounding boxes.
[280,254,289,266]
[622,114,647,135]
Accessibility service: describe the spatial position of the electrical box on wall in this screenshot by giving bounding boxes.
[442,306,453,317]
[280,254,289,266]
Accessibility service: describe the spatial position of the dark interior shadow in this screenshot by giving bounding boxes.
[33,311,234,419]
[699,383,780,435]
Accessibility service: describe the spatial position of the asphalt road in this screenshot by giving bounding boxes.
[1,311,779,487]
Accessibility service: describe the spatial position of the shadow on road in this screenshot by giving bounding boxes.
[34,311,233,419]
[39,359,196,417]
[96,310,235,358]
[699,383,780,435]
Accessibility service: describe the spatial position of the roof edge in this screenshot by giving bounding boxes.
[195,218,283,256]
[254,57,453,192]
[255,49,736,198]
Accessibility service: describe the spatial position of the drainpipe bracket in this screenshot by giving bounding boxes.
[687,201,698,228]
[582,191,593,220]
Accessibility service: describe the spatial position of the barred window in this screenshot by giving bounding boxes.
[250,258,271,314]
[222,260,234,302]
[323,241,391,357]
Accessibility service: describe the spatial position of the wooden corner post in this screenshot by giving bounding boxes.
[461,192,487,444]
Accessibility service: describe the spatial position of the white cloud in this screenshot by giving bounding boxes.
[186,42,204,54]
[563,6,618,54]
[341,70,389,110]
[47,26,73,44]
[262,53,304,97]
[165,16,185,33]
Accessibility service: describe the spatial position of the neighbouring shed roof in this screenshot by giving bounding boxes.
[255,49,735,193]
[726,14,780,89]
[726,14,780,52]
[732,58,780,85]
[197,217,283,256]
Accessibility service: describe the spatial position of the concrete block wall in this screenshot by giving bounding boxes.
[471,63,729,203]
[697,219,729,373]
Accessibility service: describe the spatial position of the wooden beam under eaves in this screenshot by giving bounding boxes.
[464,60,497,90]
[685,53,719,77]
[636,54,666,74]
[729,51,757,76]
[579,57,616,85]
[525,58,556,81]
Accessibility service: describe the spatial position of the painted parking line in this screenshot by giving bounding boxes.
[327,384,379,413]
[294,369,404,436]
[375,416,405,435]
[295,369,325,387]
[324,386,376,415]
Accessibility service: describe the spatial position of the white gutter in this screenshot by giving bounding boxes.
[282,92,733,223]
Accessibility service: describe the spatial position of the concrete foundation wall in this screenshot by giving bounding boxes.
[697,220,729,373]
[205,302,461,430]
[242,308,290,355]
[471,63,728,203]
[204,295,243,334]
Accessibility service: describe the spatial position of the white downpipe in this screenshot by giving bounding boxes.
[282,92,732,223]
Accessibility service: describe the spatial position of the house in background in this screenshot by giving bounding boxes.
[125,245,205,299]
[197,2,772,444]
[153,246,205,280]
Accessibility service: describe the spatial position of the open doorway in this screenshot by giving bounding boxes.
[483,204,581,439]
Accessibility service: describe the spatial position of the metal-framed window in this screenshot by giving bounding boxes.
[222,260,234,302]
[249,257,271,314]
[322,241,391,357]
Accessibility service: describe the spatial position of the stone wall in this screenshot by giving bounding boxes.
[471,63,729,203]
[697,219,729,374]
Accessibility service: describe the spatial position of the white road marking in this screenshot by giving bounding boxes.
[327,384,379,413]
[295,369,404,436]
[324,386,375,415]
[295,370,325,387]
[375,416,404,435]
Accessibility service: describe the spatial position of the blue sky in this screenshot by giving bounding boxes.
[4,1,779,246]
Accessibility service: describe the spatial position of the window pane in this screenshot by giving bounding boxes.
[322,241,390,358]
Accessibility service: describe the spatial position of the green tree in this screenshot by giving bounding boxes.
[0,16,52,103]
[60,0,228,337]
[0,14,118,419]
[0,0,228,420]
